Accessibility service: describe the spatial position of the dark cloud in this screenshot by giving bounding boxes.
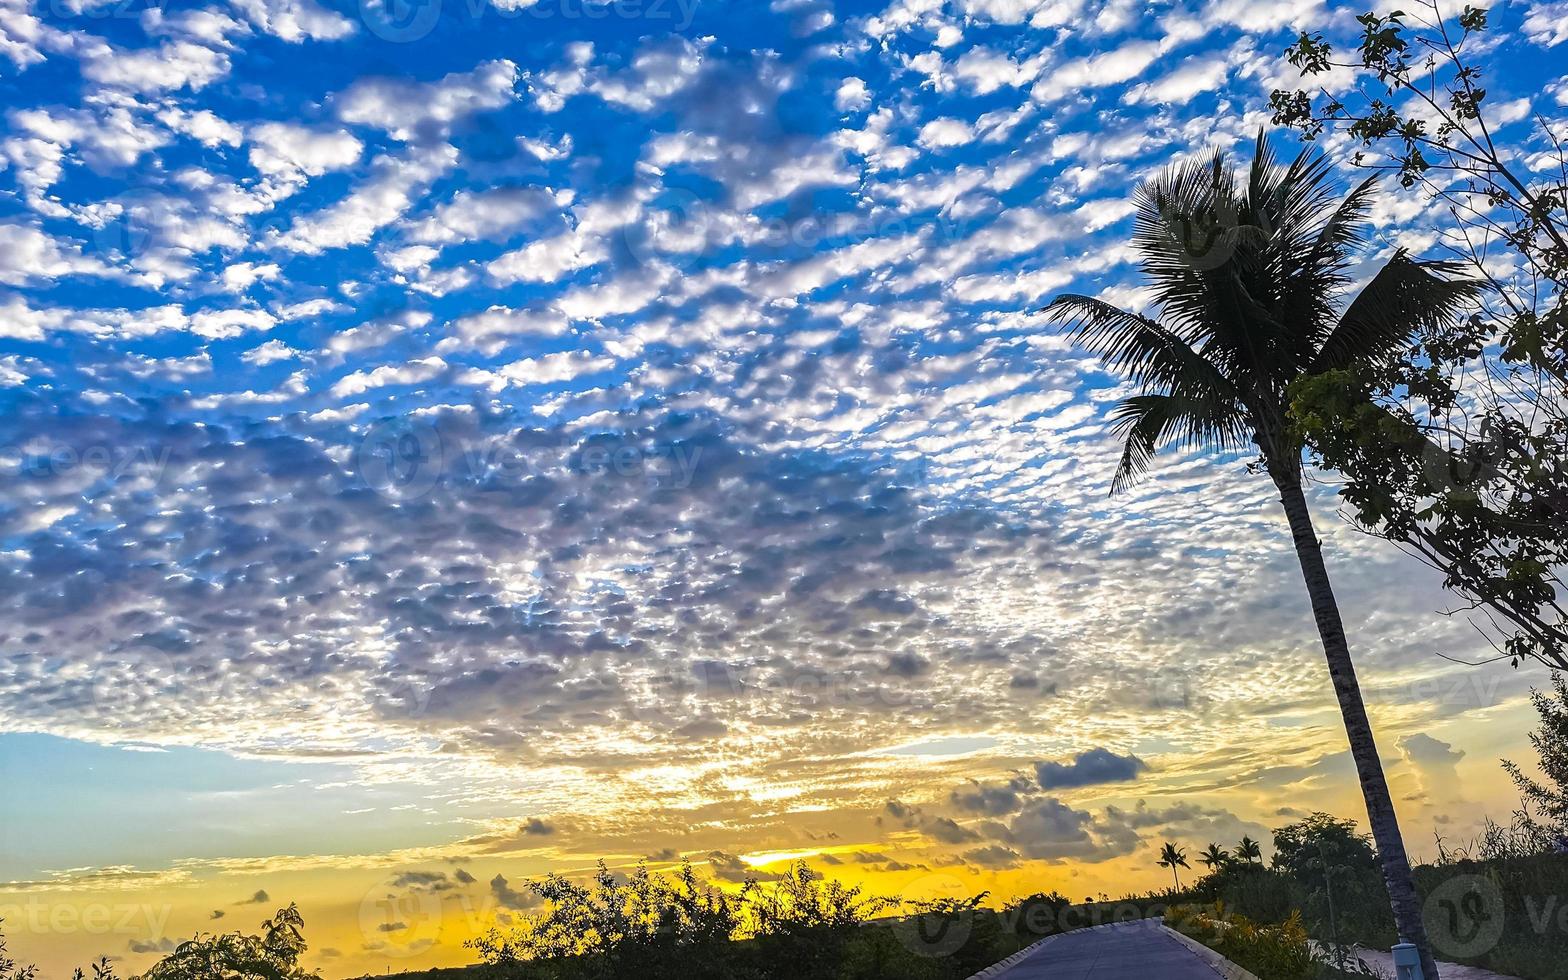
[1035,748,1148,790]
[707,850,783,883]
[129,937,177,953]
[962,845,1022,868]
[0,397,1052,770]
[391,870,454,891]
[949,777,1029,816]
[490,873,537,910]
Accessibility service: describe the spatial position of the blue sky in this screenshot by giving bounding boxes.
[1,0,1565,971]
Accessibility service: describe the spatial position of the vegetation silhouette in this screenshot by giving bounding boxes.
[1156,842,1191,891]
[1044,130,1484,978]
[1199,843,1231,871]
[1503,669,1568,842]
[1237,835,1264,865]
[1272,1,1568,671]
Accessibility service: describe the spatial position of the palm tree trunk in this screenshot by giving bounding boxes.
[1275,475,1440,980]
[1172,867,1180,892]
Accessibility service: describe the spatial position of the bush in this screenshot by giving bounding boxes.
[1166,903,1319,980]
[0,907,319,980]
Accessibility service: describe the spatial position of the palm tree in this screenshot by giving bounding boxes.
[1199,842,1230,872]
[1045,132,1481,980]
[1237,836,1263,866]
[1156,842,1191,891]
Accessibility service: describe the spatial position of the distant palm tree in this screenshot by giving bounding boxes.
[1199,843,1230,871]
[1046,132,1480,980]
[1237,836,1263,866]
[1156,842,1191,891]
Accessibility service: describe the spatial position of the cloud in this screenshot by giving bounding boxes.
[0,221,118,286]
[334,60,519,141]
[490,873,535,910]
[1005,797,1136,862]
[835,77,871,112]
[1035,748,1148,790]
[129,937,178,953]
[246,122,363,181]
[949,776,1030,816]
[237,889,270,904]
[270,143,458,254]
[917,117,975,149]
[229,0,356,41]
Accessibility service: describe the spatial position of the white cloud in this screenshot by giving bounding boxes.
[334,60,518,140]
[1031,39,1162,103]
[1524,1,1568,45]
[458,350,616,390]
[1123,57,1228,105]
[0,221,118,285]
[835,77,871,112]
[247,122,363,180]
[228,0,356,41]
[0,296,275,340]
[331,356,447,397]
[241,339,301,366]
[917,117,975,149]
[81,39,231,93]
[437,305,571,355]
[403,187,568,247]
[953,46,1037,95]
[486,229,608,285]
[221,262,281,293]
[270,143,458,254]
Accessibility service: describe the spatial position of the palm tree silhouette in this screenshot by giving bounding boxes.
[1046,132,1480,980]
[1236,836,1263,866]
[1157,842,1190,891]
[1199,843,1230,871]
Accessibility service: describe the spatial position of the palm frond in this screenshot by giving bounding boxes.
[1312,251,1487,372]
[1107,391,1251,494]
[1042,294,1239,397]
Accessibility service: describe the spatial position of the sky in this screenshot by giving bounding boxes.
[0,0,1565,973]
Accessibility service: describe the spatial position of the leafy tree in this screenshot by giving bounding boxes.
[1271,0,1568,670]
[1502,670,1568,840]
[1272,813,1378,881]
[1199,843,1231,871]
[1045,132,1480,978]
[1157,843,1191,891]
[467,861,743,977]
[1237,836,1264,865]
[0,923,36,980]
[141,905,318,980]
